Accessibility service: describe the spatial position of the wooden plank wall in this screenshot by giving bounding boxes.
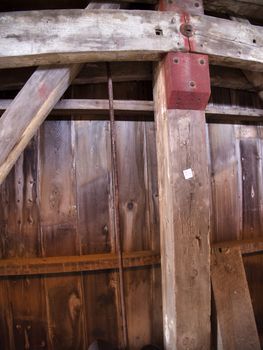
[0,78,163,349]
[208,86,263,346]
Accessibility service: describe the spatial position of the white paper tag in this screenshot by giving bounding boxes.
[183,168,193,180]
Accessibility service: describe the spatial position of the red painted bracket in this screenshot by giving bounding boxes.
[159,0,211,110]
[163,52,211,110]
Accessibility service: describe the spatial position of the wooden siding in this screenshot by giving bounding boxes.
[0,80,163,350]
[208,87,263,346]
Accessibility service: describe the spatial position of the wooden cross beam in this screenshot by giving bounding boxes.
[0,3,120,186]
[0,10,263,71]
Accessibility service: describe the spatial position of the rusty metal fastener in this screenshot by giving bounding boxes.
[180,23,194,37]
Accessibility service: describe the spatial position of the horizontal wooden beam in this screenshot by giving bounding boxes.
[0,62,153,91]
[212,238,263,255]
[1,99,263,121]
[0,10,185,68]
[0,250,160,277]
[206,104,263,120]
[188,14,263,71]
[204,0,263,21]
[210,66,254,92]
[1,10,263,71]
[0,99,153,116]
[0,64,254,93]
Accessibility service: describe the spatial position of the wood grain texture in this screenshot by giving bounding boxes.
[204,0,263,21]
[1,10,263,70]
[208,123,241,242]
[211,248,260,350]
[212,238,263,255]
[208,88,263,346]
[153,60,210,349]
[39,119,86,350]
[0,136,48,350]
[0,250,160,277]
[189,14,263,71]
[0,10,185,68]
[0,64,81,186]
[0,64,255,93]
[73,84,120,347]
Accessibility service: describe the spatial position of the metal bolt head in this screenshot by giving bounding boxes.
[180,23,194,37]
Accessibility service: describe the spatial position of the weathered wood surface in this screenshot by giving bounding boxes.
[39,119,87,350]
[0,10,185,68]
[0,64,256,93]
[210,66,255,92]
[72,80,162,348]
[211,248,261,350]
[0,62,152,91]
[188,14,263,71]
[2,99,263,121]
[204,0,263,21]
[0,99,154,115]
[208,88,263,346]
[0,64,81,186]
[153,60,211,349]
[212,238,263,255]
[0,137,49,349]
[1,10,263,70]
[0,250,160,277]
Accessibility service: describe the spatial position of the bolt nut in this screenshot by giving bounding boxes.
[180,23,194,37]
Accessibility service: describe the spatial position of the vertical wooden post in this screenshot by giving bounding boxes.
[154,2,211,348]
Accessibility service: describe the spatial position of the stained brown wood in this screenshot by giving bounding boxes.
[0,64,256,93]
[210,66,255,92]
[0,62,152,91]
[0,251,160,277]
[211,248,261,350]
[116,120,153,348]
[207,88,242,245]
[0,136,48,349]
[73,84,121,346]
[212,238,263,255]
[153,60,211,348]
[204,0,263,21]
[39,119,86,350]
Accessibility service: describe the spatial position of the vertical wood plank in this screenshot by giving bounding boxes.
[116,120,152,349]
[144,121,163,346]
[208,122,242,242]
[73,83,120,347]
[211,248,260,350]
[240,139,263,238]
[39,119,86,350]
[0,137,48,350]
[153,61,211,349]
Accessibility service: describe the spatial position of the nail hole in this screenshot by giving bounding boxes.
[253,38,256,44]
[199,58,205,65]
[194,2,200,7]
[155,28,163,36]
[127,201,134,210]
[173,57,179,64]
[189,81,196,88]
